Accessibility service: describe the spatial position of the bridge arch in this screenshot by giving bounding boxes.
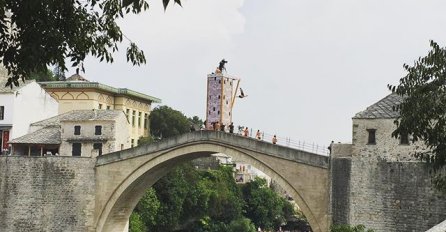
[94,132,330,232]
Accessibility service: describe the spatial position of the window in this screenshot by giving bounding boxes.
[138,112,142,128]
[131,139,134,148]
[72,143,81,156]
[367,129,376,145]
[107,105,111,110]
[74,126,81,135]
[0,106,3,120]
[144,113,149,129]
[132,110,136,127]
[98,104,103,109]
[93,143,103,156]
[126,109,130,121]
[95,125,102,135]
[400,133,409,145]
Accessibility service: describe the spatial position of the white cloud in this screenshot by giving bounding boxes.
[75,0,446,147]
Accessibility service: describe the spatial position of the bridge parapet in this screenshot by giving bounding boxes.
[97,131,329,169]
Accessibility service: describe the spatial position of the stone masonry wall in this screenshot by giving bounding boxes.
[348,158,446,232]
[339,118,446,231]
[0,156,96,232]
[331,157,351,225]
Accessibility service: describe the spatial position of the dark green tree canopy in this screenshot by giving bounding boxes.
[389,40,446,192]
[0,0,181,87]
[149,105,191,139]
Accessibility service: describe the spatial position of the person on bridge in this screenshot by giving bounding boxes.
[243,127,249,137]
[215,121,221,131]
[328,140,334,155]
[272,135,277,144]
[256,130,262,140]
[229,122,234,133]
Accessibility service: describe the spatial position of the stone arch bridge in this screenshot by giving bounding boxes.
[95,131,330,232]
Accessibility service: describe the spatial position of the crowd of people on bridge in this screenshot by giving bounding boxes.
[196,120,278,145]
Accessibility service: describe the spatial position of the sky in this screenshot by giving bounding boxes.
[72,0,446,147]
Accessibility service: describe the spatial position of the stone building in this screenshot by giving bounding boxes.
[39,74,161,147]
[10,110,130,157]
[331,93,446,232]
[206,73,238,129]
[0,78,58,154]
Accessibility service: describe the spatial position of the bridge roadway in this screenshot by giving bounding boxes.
[94,130,330,232]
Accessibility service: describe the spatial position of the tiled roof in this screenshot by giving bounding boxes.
[9,126,61,144]
[0,79,34,93]
[31,110,124,126]
[39,79,161,103]
[60,110,124,121]
[353,93,403,119]
[31,112,70,127]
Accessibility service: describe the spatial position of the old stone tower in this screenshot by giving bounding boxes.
[331,93,446,232]
[205,73,238,129]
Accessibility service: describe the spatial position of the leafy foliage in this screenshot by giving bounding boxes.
[129,163,296,232]
[133,188,160,229]
[388,40,446,192]
[330,224,374,232]
[189,115,204,130]
[0,0,181,87]
[28,69,58,82]
[241,177,292,230]
[149,105,198,139]
[129,212,146,232]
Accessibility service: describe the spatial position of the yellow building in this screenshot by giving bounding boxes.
[40,74,161,147]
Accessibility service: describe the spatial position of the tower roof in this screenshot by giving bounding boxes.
[353,93,403,119]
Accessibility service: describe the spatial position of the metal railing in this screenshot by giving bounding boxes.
[216,125,330,156]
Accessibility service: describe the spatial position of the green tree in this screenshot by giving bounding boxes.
[0,0,181,87]
[389,40,446,192]
[189,115,204,130]
[150,164,191,231]
[28,69,57,82]
[330,224,374,232]
[227,218,257,232]
[129,212,146,232]
[149,105,192,139]
[241,177,289,230]
[132,188,160,230]
[131,162,296,232]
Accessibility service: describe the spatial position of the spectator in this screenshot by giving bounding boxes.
[229,122,234,133]
[328,141,334,155]
[256,130,262,140]
[272,135,278,144]
[243,127,249,137]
